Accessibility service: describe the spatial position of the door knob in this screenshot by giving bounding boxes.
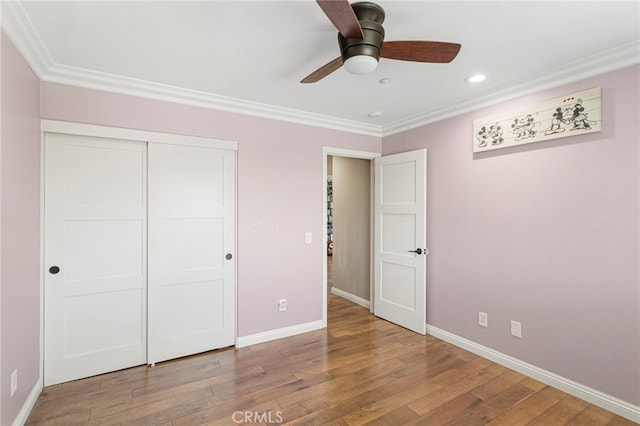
[225,253,233,260]
[49,266,60,274]
[408,248,423,255]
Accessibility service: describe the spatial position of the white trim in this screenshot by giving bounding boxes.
[235,320,325,348]
[1,1,52,78]
[38,129,46,411]
[322,152,329,327]
[331,287,370,309]
[41,120,237,150]
[43,64,382,138]
[233,152,239,356]
[5,2,637,138]
[426,324,640,423]
[12,377,43,426]
[324,147,382,160]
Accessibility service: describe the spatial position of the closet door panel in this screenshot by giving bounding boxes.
[148,143,235,363]
[44,133,147,385]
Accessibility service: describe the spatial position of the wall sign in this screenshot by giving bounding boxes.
[473,87,602,153]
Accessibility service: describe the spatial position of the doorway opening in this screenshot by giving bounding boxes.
[322,148,380,324]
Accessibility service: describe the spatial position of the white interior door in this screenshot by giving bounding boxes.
[44,133,147,385]
[148,143,236,364]
[374,149,427,334]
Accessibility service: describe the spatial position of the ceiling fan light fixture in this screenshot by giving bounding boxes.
[344,55,379,75]
[466,74,487,83]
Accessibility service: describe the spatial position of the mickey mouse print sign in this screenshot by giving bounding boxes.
[472,87,601,153]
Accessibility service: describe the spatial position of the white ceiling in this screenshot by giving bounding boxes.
[4,1,640,136]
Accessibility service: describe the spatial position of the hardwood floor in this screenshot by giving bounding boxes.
[27,296,635,425]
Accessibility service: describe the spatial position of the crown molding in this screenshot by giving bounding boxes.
[381,40,640,137]
[1,0,52,78]
[3,2,638,139]
[43,63,383,137]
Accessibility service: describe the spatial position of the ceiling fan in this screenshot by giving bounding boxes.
[301,0,461,83]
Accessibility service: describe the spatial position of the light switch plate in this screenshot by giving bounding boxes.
[479,312,488,328]
[511,320,522,338]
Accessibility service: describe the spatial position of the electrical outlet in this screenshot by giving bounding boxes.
[305,232,312,244]
[11,369,17,397]
[278,299,287,312]
[511,320,522,338]
[478,312,488,328]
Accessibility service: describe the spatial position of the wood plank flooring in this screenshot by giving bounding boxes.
[27,296,635,425]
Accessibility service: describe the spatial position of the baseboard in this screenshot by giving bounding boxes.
[331,287,371,309]
[12,376,43,425]
[235,320,325,348]
[426,324,640,423]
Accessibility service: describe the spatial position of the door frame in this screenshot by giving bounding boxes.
[40,120,238,378]
[322,147,380,324]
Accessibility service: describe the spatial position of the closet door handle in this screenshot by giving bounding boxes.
[408,248,423,255]
[49,266,60,274]
[225,253,233,260]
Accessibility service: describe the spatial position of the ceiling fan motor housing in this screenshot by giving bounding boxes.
[301,0,462,83]
[338,2,386,64]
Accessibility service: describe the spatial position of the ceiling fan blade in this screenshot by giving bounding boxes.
[381,41,462,63]
[301,57,343,83]
[316,0,364,39]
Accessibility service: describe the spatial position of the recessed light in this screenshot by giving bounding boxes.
[368,111,383,118]
[466,74,487,83]
[379,77,391,84]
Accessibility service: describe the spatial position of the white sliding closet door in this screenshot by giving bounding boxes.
[44,134,147,385]
[147,143,236,364]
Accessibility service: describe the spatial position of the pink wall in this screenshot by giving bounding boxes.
[39,82,382,336]
[0,32,42,425]
[382,65,640,405]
